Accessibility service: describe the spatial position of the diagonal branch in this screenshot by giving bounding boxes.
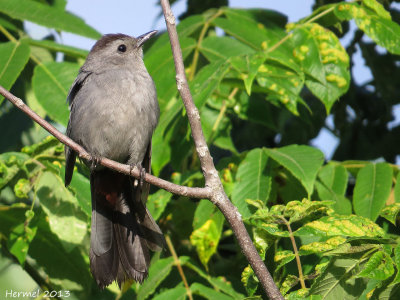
[160,0,283,299]
[0,85,210,199]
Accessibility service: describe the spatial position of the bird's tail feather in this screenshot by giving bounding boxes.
[89,170,163,289]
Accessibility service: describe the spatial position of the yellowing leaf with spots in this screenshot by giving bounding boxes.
[190,219,222,269]
[379,203,400,225]
[256,62,305,115]
[274,250,295,272]
[291,23,350,113]
[294,215,385,238]
[299,236,347,254]
[230,52,268,95]
[335,2,400,55]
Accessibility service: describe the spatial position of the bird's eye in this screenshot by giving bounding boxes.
[117,44,127,52]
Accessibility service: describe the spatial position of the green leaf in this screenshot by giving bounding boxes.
[335,2,400,55]
[32,61,79,126]
[0,0,100,39]
[61,166,91,217]
[232,91,276,129]
[201,105,236,153]
[357,250,394,280]
[0,204,29,235]
[317,163,348,196]
[232,148,270,218]
[150,100,181,176]
[294,23,350,113]
[394,243,400,284]
[363,0,391,19]
[35,171,87,252]
[28,211,91,294]
[353,163,393,221]
[309,257,368,299]
[265,145,324,196]
[200,36,255,62]
[191,282,234,300]
[146,37,196,108]
[295,215,385,238]
[147,189,172,221]
[181,257,244,299]
[379,203,400,225]
[213,8,286,51]
[137,257,175,300]
[395,172,400,203]
[144,14,205,106]
[191,60,230,109]
[370,281,400,299]
[28,39,88,58]
[316,163,352,214]
[0,40,30,104]
[152,286,187,300]
[7,222,37,265]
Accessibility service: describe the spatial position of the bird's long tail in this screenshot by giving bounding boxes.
[89,169,164,289]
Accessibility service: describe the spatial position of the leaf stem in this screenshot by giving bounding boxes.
[304,6,336,25]
[165,235,193,300]
[189,9,223,81]
[207,87,238,144]
[281,217,306,289]
[267,6,336,54]
[0,25,17,42]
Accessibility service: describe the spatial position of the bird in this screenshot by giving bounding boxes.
[64,31,164,289]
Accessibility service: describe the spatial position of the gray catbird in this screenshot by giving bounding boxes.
[64,31,164,289]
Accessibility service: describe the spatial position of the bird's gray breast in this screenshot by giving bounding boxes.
[68,68,159,165]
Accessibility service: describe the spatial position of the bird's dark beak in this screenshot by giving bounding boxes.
[136,30,157,47]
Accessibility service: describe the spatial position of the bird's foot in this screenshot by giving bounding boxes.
[130,164,146,188]
[90,154,101,171]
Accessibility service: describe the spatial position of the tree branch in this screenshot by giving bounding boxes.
[160,1,283,299]
[0,85,210,199]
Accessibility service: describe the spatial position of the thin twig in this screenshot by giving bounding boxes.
[160,1,284,299]
[165,235,193,300]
